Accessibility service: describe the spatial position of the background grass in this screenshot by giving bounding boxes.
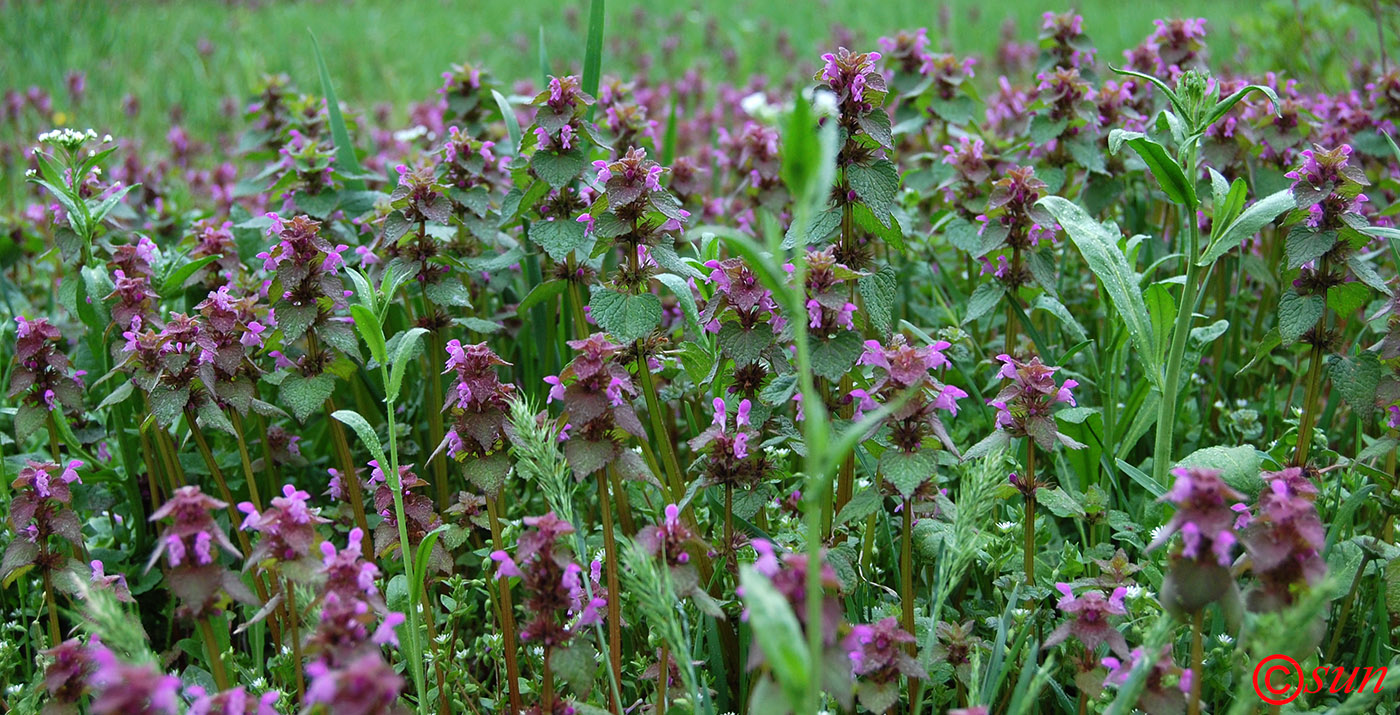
[5,0,1360,144]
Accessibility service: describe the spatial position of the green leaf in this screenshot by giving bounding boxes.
[589,288,662,343]
[1039,197,1161,389]
[1277,290,1324,346]
[810,330,864,381]
[1198,189,1293,266]
[653,273,700,333]
[96,381,136,411]
[159,255,221,297]
[717,322,772,364]
[517,279,568,314]
[963,281,1005,325]
[279,373,336,423]
[846,159,899,222]
[386,327,429,403]
[532,216,592,262]
[1284,227,1337,270]
[1143,283,1175,364]
[1036,487,1086,519]
[309,32,366,191]
[1174,445,1263,495]
[531,148,588,190]
[1328,352,1381,419]
[858,265,897,337]
[581,0,605,120]
[1116,132,1195,207]
[274,301,319,343]
[738,565,810,713]
[880,449,935,500]
[836,489,883,526]
[349,305,387,364]
[491,89,522,156]
[1326,281,1369,317]
[331,409,387,468]
[1029,114,1068,144]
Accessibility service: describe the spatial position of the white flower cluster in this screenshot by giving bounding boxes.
[36,128,112,150]
[37,127,97,149]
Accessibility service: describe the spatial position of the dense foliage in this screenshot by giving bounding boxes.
[3,6,1400,714]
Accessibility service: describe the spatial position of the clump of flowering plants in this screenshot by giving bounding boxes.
[8,9,1400,715]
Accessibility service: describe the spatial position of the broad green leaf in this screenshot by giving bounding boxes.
[963,281,1005,325]
[653,272,700,333]
[880,449,935,500]
[846,159,899,222]
[349,305,387,364]
[159,255,221,297]
[858,265,897,337]
[590,288,662,343]
[331,409,387,467]
[387,327,429,403]
[810,330,864,381]
[1175,445,1263,494]
[278,373,336,423]
[491,89,522,155]
[1198,189,1293,266]
[1112,132,1195,207]
[517,279,569,314]
[1277,290,1323,346]
[1036,487,1086,519]
[1144,283,1175,364]
[1039,196,1161,389]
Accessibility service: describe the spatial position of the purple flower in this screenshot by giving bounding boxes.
[1046,583,1130,656]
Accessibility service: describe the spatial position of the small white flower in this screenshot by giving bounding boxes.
[1216,633,1234,645]
[24,169,35,177]
[1125,585,1144,600]
[996,520,1017,533]
[1149,525,1166,543]
[393,125,429,142]
[102,134,113,143]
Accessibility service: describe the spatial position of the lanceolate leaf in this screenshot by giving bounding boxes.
[1039,196,1162,390]
[1197,189,1294,266]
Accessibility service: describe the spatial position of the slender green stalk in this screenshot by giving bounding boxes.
[228,411,263,511]
[1152,176,1203,487]
[284,577,305,700]
[597,470,624,714]
[900,499,915,652]
[1187,610,1204,715]
[487,496,524,713]
[41,559,61,646]
[1023,441,1037,586]
[1293,333,1328,466]
[323,399,373,556]
[380,358,428,715]
[198,616,230,691]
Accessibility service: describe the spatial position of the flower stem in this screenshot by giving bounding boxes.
[228,410,263,511]
[1188,610,1204,715]
[197,616,230,691]
[597,469,624,714]
[1152,148,1202,488]
[323,399,372,556]
[1023,441,1037,587]
[900,499,915,655]
[283,577,305,700]
[1293,338,1327,466]
[487,496,524,714]
[426,331,450,508]
[637,355,686,504]
[41,562,60,646]
[657,644,669,715]
[184,409,254,557]
[381,364,428,715]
